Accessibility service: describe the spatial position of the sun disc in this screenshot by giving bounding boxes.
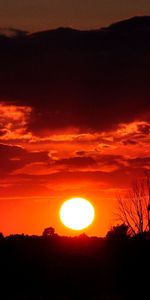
[59,197,95,230]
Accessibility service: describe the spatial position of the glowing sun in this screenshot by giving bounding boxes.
[59,197,95,230]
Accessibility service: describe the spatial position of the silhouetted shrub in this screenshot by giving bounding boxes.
[106,223,129,240]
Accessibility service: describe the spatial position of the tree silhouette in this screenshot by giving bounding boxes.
[106,224,129,240]
[116,174,150,235]
[42,227,55,237]
[0,232,4,239]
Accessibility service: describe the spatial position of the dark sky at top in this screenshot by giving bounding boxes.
[0,0,150,32]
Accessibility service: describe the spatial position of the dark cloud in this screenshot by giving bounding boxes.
[0,129,7,137]
[128,157,150,169]
[75,151,86,156]
[14,168,135,190]
[137,123,150,135]
[0,17,150,134]
[0,27,28,37]
[0,144,49,175]
[54,156,96,169]
[51,154,127,172]
[122,139,138,145]
[97,155,125,165]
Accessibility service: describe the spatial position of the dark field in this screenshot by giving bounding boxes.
[0,233,149,300]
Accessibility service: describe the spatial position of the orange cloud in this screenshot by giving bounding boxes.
[0,103,32,141]
[0,102,150,236]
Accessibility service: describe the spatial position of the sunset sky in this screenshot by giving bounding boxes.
[0,0,150,32]
[0,2,150,237]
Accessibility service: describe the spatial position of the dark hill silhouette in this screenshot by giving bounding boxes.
[107,16,150,32]
[0,16,150,55]
[1,16,150,51]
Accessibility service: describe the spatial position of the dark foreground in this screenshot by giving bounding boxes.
[0,233,149,300]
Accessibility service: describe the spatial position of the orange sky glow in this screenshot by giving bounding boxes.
[0,102,149,236]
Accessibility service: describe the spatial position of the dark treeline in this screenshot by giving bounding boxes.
[0,227,149,300]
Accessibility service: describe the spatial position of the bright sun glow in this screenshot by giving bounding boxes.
[59,197,95,230]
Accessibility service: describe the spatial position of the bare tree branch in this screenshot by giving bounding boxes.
[116,174,150,235]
